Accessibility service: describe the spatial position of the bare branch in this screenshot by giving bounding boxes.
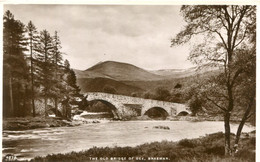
[209,58,226,63]
[230,68,243,87]
[214,30,228,51]
[231,7,248,51]
[206,96,227,112]
[246,112,254,120]
[219,15,229,31]
[223,6,231,25]
[234,27,247,48]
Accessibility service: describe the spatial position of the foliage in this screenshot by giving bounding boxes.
[174,83,182,89]
[154,87,171,101]
[178,139,195,148]
[188,95,203,116]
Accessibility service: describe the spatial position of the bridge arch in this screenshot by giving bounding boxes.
[143,107,169,119]
[86,99,120,119]
[177,111,189,116]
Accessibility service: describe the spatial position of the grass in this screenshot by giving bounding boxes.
[27,132,255,162]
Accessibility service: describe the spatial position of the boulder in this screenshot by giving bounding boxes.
[153,125,170,130]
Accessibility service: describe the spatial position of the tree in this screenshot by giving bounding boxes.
[52,31,64,114]
[26,20,38,117]
[64,59,81,97]
[3,10,29,117]
[154,87,171,101]
[66,68,81,97]
[188,95,202,116]
[35,30,55,117]
[171,5,256,155]
[232,47,255,152]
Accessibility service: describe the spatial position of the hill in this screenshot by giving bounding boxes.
[74,61,219,96]
[75,61,164,81]
[150,66,218,79]
[77,77,144,95]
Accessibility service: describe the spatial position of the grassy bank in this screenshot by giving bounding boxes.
[31,132,255,162]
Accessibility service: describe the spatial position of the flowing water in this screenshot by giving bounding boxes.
[2,120,255,160]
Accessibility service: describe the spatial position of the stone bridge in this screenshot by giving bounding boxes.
[85,92,191,119]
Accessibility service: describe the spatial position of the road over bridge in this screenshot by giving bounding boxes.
[85,92,191,119]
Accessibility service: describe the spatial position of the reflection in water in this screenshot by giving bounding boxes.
[2,121,255,160]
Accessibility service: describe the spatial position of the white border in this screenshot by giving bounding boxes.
[0,0,259,161]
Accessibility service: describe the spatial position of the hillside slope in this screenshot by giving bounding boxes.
[77,77,144,95]
[74,61,220,96]
[75,61,164,81]
[150,66,218,79]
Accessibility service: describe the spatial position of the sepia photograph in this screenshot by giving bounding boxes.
[1,1,257,161]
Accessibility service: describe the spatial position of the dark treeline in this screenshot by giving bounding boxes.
[3,10,81,118]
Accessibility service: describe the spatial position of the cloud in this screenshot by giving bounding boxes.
[4,5,192,70]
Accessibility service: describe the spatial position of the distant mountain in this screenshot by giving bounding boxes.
[77,77,143,95]
[74,61,219,95]
[149,67,197,78]
[75,61,164,81]
[150,66,219,79]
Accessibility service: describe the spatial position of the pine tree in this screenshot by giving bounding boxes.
[3,10,29,117]
[35,30,54,117]
[26,20,38,117]
[52,31,64,114]
[64,59,81,97]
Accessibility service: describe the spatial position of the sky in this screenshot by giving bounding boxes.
[4,5,194,70]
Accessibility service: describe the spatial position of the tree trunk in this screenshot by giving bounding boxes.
[30,41,36,117]
[23,96,26,117]
[54,46,58,115]
[44,97,47,117]
[233,96,255,153]
[224,112,231,155]
[9,77,14,117]
[55,97,58,116]
[32,94,36,117]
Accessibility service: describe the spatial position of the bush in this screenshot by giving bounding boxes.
[174,83,182,89]
[205,146,225,155]
[188,95,203,116]
[178,139,195,148]
[154,87,171,101]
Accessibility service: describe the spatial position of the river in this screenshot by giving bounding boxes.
[2,120,255,160]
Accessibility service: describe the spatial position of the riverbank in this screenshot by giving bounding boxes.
[129,114,242,123]
[168,115,240,122]
[2,114,246,131]
[30,131,255,162]
[3,117,81,130]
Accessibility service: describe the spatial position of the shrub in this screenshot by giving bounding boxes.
[178,139,195,148]
[204,146,225,155]
[188,95,202,116]
[154,87,171,101]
